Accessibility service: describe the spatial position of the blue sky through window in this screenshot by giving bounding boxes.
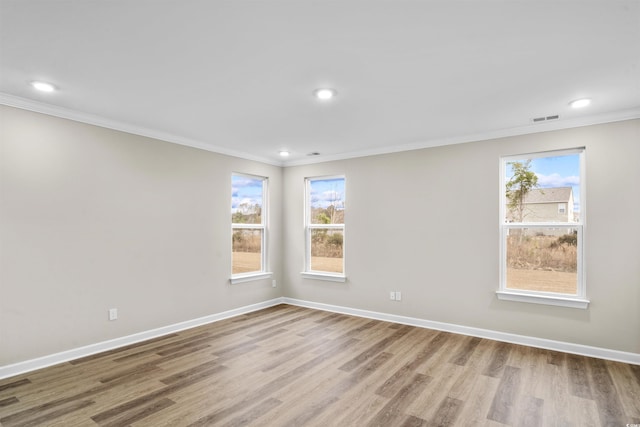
[506,153,581,212]
[232,175,263,212]
[309,178,345,210]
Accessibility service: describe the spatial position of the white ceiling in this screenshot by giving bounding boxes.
[1,1,639,166]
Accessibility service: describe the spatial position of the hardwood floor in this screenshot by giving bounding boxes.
[1,304,639,426]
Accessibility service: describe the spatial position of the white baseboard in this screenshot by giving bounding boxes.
[282,298,640,366]
[0,298,283,380]
[3,296,637,380]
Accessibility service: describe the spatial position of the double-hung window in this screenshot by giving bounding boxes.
[302,176,346,281]
[231,173,270,283]
[498,148,587,308]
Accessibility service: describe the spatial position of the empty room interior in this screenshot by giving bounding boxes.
[1,1,639,426]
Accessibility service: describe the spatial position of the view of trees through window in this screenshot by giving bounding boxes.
[308,177,345,274]
[503,150,583,295]
[232,174,265,275]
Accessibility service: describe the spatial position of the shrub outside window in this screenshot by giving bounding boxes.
[498,148,588,308]
[231,173,269,282]
[304,176,345,281]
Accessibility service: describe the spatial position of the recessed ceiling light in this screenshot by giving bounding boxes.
[279,150,290,157]
[314,88,337,101]
[569,98,591,109]
[31,81,57,92]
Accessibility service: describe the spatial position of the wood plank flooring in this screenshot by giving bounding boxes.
[1,304,639,426]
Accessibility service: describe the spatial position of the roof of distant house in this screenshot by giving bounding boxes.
[523,187,573,204]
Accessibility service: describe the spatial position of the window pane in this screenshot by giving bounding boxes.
[310,228,343,273]
[232,175,263,224]
[505,227,578,294]
[309,178,345,224]
[232,229,262,274]
[505,154,580,223]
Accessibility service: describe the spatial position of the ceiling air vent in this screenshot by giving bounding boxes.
[532,115,560,123]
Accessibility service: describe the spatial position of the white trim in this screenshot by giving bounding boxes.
[231,173,269,278]
[3,93,639,168]
[0,298,282,380]
[301,272,347,282]
[281,298,640,365]
[496,290,589,309]
[0,93,282,166]
[308,224,345,229]
[230,272,273,284]
[501,147,586,163]
[499,148,586,304]
[283,108,640,166]
[304,176,346,276]
[231,224,264,229]
[2,297,638,380]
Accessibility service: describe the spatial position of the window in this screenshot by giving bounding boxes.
[498,148,588,308]
[303,176,345,281]
[231,173,270,283]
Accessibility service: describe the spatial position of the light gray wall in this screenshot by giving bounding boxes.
[2,105,638,367]
[0,106,283,365]
[283,119,640,354]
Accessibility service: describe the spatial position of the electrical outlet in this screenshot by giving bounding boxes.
[390,291,396,300]
[108,308,118,321]
[396,291,402,301]
[272,280,277,288]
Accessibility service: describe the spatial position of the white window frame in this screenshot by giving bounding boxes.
[497,148,588,309]
[230,173,272,284]
[302,175,346,282]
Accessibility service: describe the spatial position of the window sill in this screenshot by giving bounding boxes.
[230,272,273,285]
[301,272,347,283]
[496,290,589,309]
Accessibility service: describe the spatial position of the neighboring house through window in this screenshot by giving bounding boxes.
[505,186,574,224]
[498,148,587,308]
[303,176,346,282]
[558,203,566,214]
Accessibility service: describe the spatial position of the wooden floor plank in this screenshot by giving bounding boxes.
[261,337,331,372]
[0,396,19,408]
[515,395,544,427]
[400,414,428,426]
[3,399,95,427]
[483,341,512,378]
[606,360,640,419]
[367,373,432,426]
[407,361,465,421]
[450,336,482,366]
[588,357,627,426]
[567,352,593,399]
[452,373,500,425]
[100,397,175,427]
[1,304,638,427]
[376,331,449,398]
[338,325,412,372]
[0,379,31,393]
[283,351,395,426]
[189,337,361,425]
[429,396,464,426]
[486,365,521,424]
[220,397,282,427]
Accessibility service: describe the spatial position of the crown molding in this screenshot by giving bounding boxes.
[283,107,640,167]
[0,93,284,167]
[2,92,637,169]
